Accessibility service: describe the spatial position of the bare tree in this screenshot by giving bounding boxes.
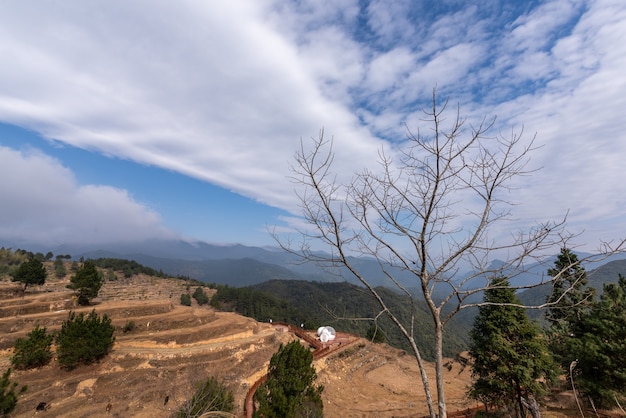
[275,90,624,418]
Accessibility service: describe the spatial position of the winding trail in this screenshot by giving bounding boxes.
[243,322,358,418]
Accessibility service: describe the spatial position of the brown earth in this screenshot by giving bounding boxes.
[0,269,620,418]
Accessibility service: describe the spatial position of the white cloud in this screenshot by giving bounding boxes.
[483,0,626,247]
[365,0,415,44]
[0,1,385,212]
[366,47,415,93]
[0,0,625,252]
[0,146,176,245]
[507,0,583,52]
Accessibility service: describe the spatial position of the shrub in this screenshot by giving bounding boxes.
[122,321,136,334]
[56,310,115,370]
[181,293,192,306]
[366,325,385,344]
[176,376,234,418]
[54,258,67,279]
[192,287,209,306]
[0,368,27,416]
[11,326,53,369]
[105,269,117,281]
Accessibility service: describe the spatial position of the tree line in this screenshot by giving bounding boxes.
[468,247,626,416]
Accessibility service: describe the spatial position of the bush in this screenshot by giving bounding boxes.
[122,321,136,334]
[56,310,115,370]
[181,293,192,306]
[11,326,53,369]
[192,287,209,306]
[54,258,67,278]
[0,368,27,416]
[176,376,234,418]
[366,325,385,344]
[105,269,117,281]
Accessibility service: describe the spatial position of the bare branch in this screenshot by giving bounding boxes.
[274,91,625,418]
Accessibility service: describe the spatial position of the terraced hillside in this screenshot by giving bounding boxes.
[1,272,294,417]
[0,267,594,417]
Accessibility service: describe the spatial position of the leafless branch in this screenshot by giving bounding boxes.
[274,91,625,418]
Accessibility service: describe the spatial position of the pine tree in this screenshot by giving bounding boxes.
[568,275,626,408]
[0,368,27,416]
[10,258,47,292]
[546,248,594,330]
[56,310,115,370]
[11,326,54,369]
[68,261,103,305]
[254,340,323,417]
[545,248,595,368]
[469,277,557,417]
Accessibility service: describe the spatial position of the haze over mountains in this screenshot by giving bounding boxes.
[3,238,626,294]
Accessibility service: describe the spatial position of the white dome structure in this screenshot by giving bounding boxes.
[317,326,336,343]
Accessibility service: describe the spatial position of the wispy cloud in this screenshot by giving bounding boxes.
[0,0,624,250]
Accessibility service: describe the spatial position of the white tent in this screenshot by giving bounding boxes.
[317,326,336,343]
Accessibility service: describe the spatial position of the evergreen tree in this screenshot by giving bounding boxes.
[10,258,47,291]
[11,326,54,369]
[469,277,557,416]
[254,340,323,418]
[56,310,115,370]
[192,287,209,306]
[545,248,595,369]
[567,275,626,408]
[68,261,103,305]
[181,293,192,306]
[54,257,67,278]
[0,368,27,416]
[546,248,594,330]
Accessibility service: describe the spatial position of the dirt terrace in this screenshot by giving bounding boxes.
[0,272,603,417]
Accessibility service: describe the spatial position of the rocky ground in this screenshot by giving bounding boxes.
[0,270,620,417]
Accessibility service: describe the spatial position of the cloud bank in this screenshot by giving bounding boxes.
[0,0,625,249]
[0,146,176,245]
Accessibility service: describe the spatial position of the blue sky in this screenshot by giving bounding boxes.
[1,0,625,252]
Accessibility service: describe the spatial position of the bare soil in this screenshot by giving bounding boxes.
[0,272,621,417]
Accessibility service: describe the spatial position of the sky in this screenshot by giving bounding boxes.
[0,0,625,253]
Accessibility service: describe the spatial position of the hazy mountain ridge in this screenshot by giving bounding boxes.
[3,238,626,290]
[518,258,626,309]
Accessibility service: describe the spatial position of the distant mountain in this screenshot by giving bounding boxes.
[67,240,433,288]
[518,258,626,310]
[3,237,625,290]
[123,255,311,287]
[458,251,626,291]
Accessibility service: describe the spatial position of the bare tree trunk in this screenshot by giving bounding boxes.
[407,333,437,418]
[435,322,447,418]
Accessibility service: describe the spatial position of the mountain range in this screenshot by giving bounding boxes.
[3,238,626,295]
